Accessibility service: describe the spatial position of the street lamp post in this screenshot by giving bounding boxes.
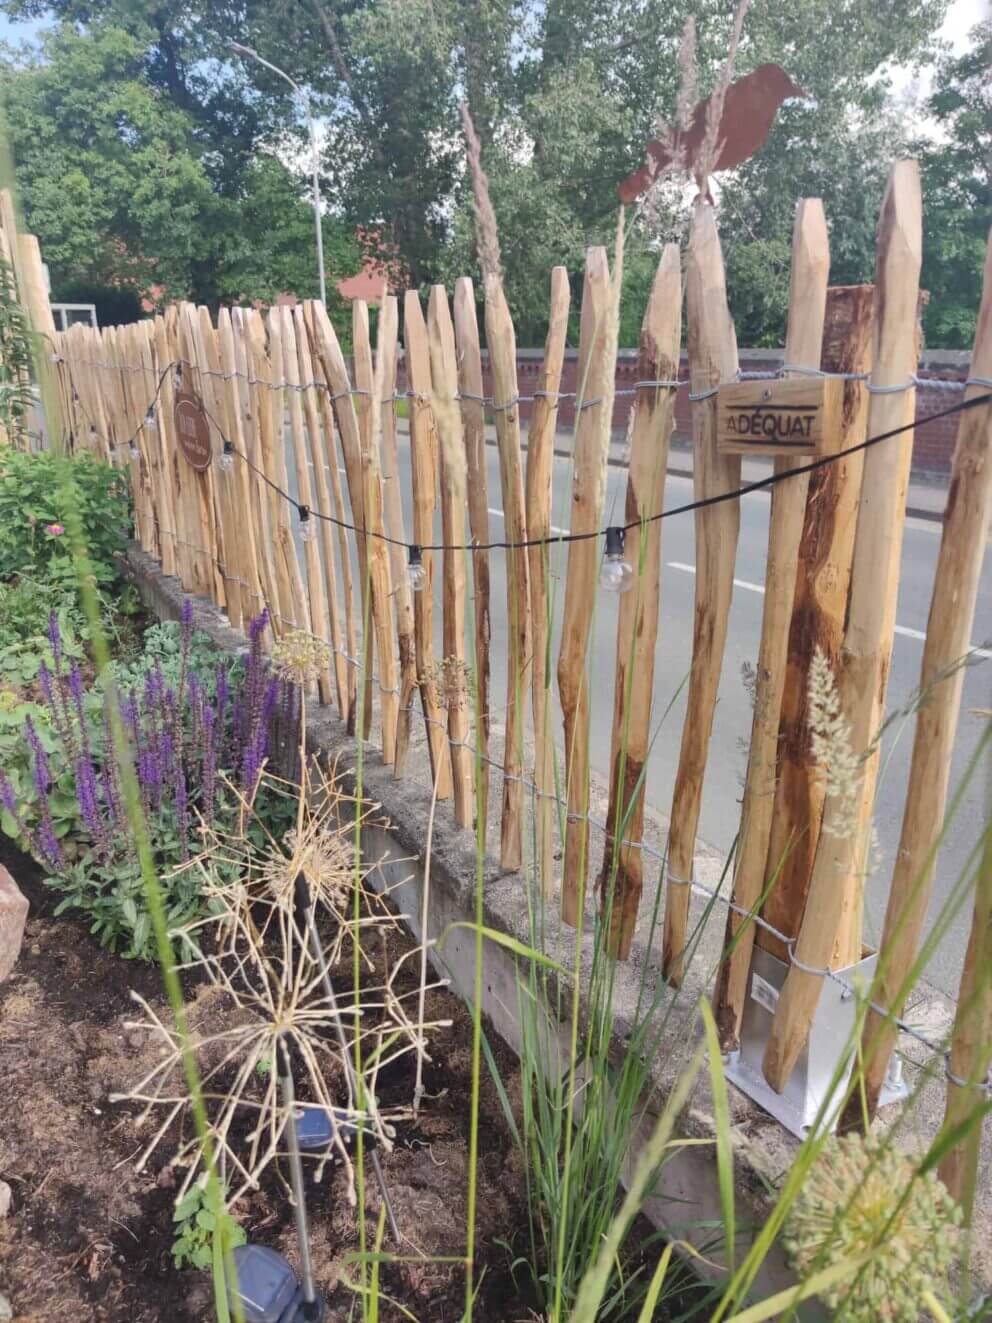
[228,40,327,307]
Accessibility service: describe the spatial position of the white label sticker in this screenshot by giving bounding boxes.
[751,972,779,1014]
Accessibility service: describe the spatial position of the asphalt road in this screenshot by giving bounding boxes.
[300,435,990,997]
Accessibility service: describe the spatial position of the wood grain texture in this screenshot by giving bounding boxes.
[661,204,741,984]
[757,285,875,969]
[556,245,616,922]
[353,300,399,762]
[218,308,266,626]
[453,278,492,822]
[403,291,453,798]
[525,266,571,898]
[428,286,474,827]
[598,244,682,957]
[377,295,417,768]
[485,273,532,872]
[847,222,991,1124]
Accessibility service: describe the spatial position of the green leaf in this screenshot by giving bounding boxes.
[700,999,736,1271]
[437,921,568,974]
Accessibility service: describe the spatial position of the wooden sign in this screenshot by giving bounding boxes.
[716,377,842,457]
[174,390,212,470]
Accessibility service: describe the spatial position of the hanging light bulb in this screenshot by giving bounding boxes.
[599,526,633,594]
[128,440,140,461]
[172,363,183,392]
[298,504,316,543]
[407,544,428,592]
[144,406,158,432]
[220,439,235,472]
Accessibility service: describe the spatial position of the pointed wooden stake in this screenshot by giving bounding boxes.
[428,285,475,827]
[557,244,615,925]
[661,204,740,984]
[526,266,571,897]
[598,244,682,957]
[485,275,532,872]
[453,278,492,824]
[403,290,453,798]
[844,221,991,1122]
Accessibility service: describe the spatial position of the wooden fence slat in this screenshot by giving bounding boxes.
[279,304,334,695]
[153,314,190,587]
[761,160,923,1097]
[353,300,399,762]
[195,305,240,623]
[301,303,357,724]
[402,291,453,797]
[136,321,169,571]
[557,243,619,924]
[756,285,874,971]
[939,825,992,1215]
[599,243,682,957]
[378,294,418,772]
[485,273,532,874]
[292,303,349,716]
[428,285,474,826]
[217,308,266,626]
[453,278,492,823]
[845,220,991,1122]
[352,302,377,739]
[710,199,831,1043]
[525,266,571,898]
[661,204,741,983]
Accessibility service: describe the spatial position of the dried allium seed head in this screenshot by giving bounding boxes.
[265,826,353,913]
[784,1133,961,1322]
[271,630,331,686]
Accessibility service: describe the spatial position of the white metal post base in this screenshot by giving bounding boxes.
[723,946,909,1138]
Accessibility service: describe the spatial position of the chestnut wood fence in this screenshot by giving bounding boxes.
[4,165,991,1210]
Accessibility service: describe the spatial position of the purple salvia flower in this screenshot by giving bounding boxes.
[36,819,66,873]
[75,755,106,853]
[249,608,269,644]
[177,598,193,713]
[159,730,175,783]
[174,762,189,863]
[37,660,72,750]
[100,765,121,832]
[201,705,217,825]
[0,772,16,816]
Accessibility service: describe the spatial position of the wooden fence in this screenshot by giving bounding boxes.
[5,163,992,1206]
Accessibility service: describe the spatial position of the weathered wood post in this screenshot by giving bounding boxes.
[599,244,681,957]
[485,274,532,873]
[711,200,830,1040]
[843,226,992,1122]
[661,204,740,983]
[558,245,615,925]
[428,285,475,828]
[526,266,571,897]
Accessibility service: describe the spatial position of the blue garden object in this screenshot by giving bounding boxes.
[228,1244,328,1322]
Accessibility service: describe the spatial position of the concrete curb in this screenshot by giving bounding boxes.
[124,542,990,1308]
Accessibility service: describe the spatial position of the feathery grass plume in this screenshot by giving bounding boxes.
[459,99,502,282]
[639,17,698,238]
[784,1133,961,1322]
[808,646,862,840]
[696,0,752,194]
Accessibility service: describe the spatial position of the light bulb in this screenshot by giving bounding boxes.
[600,527,634,594]
[298,505,316,543]
[145,408,157,431]
[220,442,234,472]
[407,544,428,592]
[173,365,183,391]
[128,443,140,460]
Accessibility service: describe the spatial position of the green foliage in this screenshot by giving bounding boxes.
[0,21,361,323]
[0,253,35,444]
[172,1181,246,1272]
[0,447,130,585]
[916,21,991,348]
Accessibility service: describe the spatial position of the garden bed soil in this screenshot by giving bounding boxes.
[0,837,535,1322]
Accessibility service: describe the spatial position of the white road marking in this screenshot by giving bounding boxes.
[488,506,568,537]
[665,561,991,658]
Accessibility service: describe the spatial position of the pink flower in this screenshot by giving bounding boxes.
[44,523,65,537]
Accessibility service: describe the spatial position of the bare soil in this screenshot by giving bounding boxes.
[0,837,535,1323]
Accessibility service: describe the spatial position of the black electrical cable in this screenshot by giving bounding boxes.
[63,355,992,557]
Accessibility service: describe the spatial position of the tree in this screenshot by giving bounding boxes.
[0,22,360,313]
[916,21,990,348]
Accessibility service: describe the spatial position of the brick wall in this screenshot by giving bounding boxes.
[398,348,970,480]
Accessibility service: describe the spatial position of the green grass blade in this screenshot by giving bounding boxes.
[635,1244,675,1323]
[699,1000,735,1271]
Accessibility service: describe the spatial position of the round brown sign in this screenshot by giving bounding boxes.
[174,391,212,471]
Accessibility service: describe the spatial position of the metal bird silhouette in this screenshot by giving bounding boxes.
[619,63,806,203]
